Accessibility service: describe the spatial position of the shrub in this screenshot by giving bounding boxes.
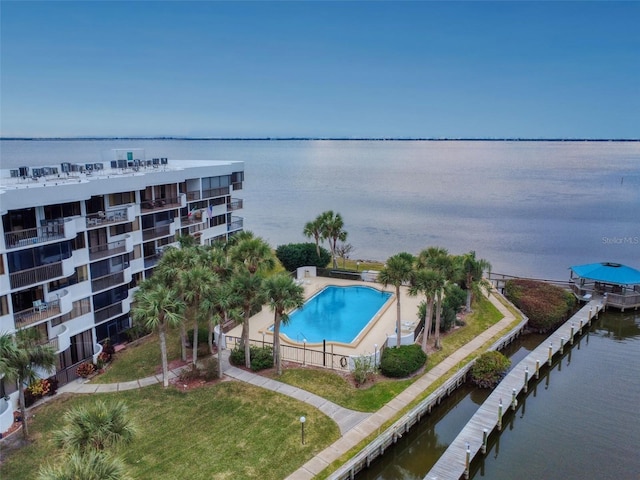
[200,357,219,381]
[470,351,511,388]
[76,362,96,378]
[505,279,576,332]
[125,321,152,341]
[275,243,331,271]
[380,344,427,378]
[187,327,210,346]
[102,339,115,355]
[352,355,376,386]
[98,351,112,364]
[178,364,201,382]
[229,346,274,371]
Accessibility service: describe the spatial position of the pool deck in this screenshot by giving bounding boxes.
[226,276,424,357]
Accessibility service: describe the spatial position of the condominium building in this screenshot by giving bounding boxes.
[0,149,244,419]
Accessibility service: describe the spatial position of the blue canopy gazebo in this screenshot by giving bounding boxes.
[569,262,640,311]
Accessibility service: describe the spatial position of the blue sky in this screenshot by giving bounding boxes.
[1,1,638,138]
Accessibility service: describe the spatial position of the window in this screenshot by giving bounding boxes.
[72,232,86,250]
[52,297,91,326]
[109,191,135,206]
[109,223,133,236]
[0,295,8,316]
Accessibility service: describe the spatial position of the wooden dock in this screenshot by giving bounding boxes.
[425,298,604,480]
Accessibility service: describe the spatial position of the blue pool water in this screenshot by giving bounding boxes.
[277,285,393,344]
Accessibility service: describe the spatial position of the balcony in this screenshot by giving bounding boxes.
[229,216,244,232]
[202,187,230,199]
[47,324,71,353]
[94,303,124,324]
[15,298,62,328]
[228,198,243,211]
[10,262,63,290]
[91,270,126,293]
[186,191,201,201]
[4,218,75,250]
[144,253,161,269]
[86,206,130,229]
[89,235,133,261]
[140,194,185,213]
[142,223,173,241]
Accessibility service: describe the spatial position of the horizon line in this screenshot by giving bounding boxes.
[2,136,639,142]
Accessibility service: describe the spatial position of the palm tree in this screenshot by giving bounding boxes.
[321,210,348,268]
[229,236,275,368]
[53,399,136,453]
[155,247,196,362]
[378,252,415,347]
[182,264,217,365]
[264,273,304,375]
[417,247,457,349]
[457,251,492,312]
[409,268,444,353]
[1,329,56,439]
[229,270,267,368]
[303,213,328,258]
[38,450,130,480]
[132,279,184,387]
[0,333,18,382]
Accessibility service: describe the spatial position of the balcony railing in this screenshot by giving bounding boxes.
[232,182,243,191]
[229,216,244,232]
[94,303,123,323]
[5,222,65,249]
[89,239,128,261]
[14,298,62,328]
[144,254,161,269]
[10,262,64,289]
[228,198,243,211]
[186,191,201,201]
[91,270,125,293]
[140,196,182,212]
[202,187,229,199]
[142,224,172,241]
[86,207,129,228]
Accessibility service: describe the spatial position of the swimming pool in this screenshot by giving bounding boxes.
[276,285,393,344]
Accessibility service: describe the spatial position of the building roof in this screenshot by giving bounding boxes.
[570,262,640,286]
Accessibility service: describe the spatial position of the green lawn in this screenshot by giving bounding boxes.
[271,369,412,412]
[92,330,183,383]
[0,382,339,480]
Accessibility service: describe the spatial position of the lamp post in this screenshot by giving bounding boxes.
[300,416,306,445]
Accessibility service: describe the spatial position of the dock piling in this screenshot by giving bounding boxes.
[524,366,529,393]
[570,323,575,344]
[535,359,540,379]
[482,428,488,454]
[497,400,503,431]
[511,388,517,410]
[548,343,553,366]
[560,337,565,354]
[464,443,470,479]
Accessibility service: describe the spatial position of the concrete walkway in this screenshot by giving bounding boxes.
[286,292,516,480]
[55,291,516,479]
[57,349,370,436]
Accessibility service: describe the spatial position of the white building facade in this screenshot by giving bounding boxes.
[0,149,244,419]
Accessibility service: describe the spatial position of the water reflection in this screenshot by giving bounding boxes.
[356,311,640,480]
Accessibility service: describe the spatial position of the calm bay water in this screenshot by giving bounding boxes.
[358,312,640,480]
[1,139,639,477]
[1,139,638,279]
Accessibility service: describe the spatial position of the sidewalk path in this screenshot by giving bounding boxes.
[286,292,516,479]
[57,350,370,436]
[56,292,516,480]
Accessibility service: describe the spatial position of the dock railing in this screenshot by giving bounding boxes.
[328,295,529,480]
